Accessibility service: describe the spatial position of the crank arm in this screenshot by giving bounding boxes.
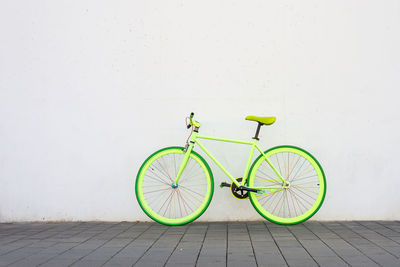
[239,186,261,193]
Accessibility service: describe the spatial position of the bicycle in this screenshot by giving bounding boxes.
[135,113,326,226]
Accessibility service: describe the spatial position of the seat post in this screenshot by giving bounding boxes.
[253,123,263,140]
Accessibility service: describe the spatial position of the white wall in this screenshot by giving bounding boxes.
[1,0,400,222]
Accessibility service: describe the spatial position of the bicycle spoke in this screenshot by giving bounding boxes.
[257,168,281,183]
[275,154,283,179]
[291,180,318,186]
[288,189,298,217]
[254,177,281,184]
[288,154,301,179]
[158,190,174,215]
[291,185,319,193]
[283,190,287,217]
[179,187,204,203]
[290,157,307,181]
[160,156,172,180]
[288,188,315,207]
[271,191,285,215]
[179,189,203,207]
[179,184,205,198]
[288,188,310,211]
[291,167,315,182]
[173,153,177,177]
[143,187,171,195]
[157,158,174,183]
[259,189,285,208]
[176,189,183,218]
[291,186,318,199]
[147,168,171,185]
[291,173,317,183]
[176,189,190,215]
[284,152,289,180]
[256,188,285,198]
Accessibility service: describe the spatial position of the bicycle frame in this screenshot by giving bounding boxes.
[173,131,287,191]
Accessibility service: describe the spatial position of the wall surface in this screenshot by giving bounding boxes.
[1,0,400,222]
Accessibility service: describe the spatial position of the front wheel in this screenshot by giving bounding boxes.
[248,145,326,225]
[135,147,214,226]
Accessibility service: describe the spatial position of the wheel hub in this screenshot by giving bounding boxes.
[283,181,290,189]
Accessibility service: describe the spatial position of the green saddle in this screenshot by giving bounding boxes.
[245,116,276,125]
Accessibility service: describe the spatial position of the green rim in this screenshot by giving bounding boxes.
[135,146,214,226]
[248,145,326,225]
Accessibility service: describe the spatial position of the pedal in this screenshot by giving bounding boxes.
[220,182,231,188]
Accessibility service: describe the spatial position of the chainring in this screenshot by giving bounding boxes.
[231,178,249,199]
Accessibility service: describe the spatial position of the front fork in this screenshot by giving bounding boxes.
[172,141,194,187]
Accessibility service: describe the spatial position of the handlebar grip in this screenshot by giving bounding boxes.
[190,112,194,119]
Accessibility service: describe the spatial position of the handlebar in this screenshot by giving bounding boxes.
[186,112,201,130]
[187,112,194,128]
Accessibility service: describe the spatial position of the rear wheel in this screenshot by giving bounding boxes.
[248,146,326,225]
[136,147,214,226]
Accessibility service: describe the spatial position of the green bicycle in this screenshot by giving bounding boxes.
[136,113,326,226]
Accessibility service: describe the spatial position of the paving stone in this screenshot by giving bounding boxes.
[197,255,226,267]
[8,242,80,267]
[2,221,400,266]
[164,225,205,266]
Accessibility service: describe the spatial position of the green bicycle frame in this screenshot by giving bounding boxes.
[173,131,287,190]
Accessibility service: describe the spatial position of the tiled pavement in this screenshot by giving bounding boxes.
[1,221,400,266]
